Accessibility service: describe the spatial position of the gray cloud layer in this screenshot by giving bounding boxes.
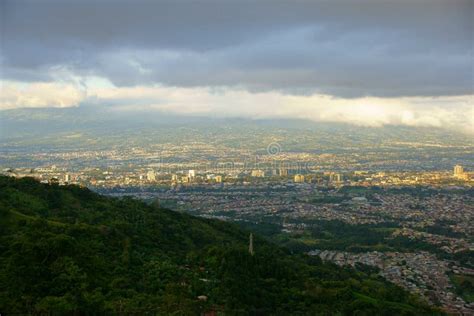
[1,0,473,98]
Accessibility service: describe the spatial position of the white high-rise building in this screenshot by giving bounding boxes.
[188,170,196,178]
[454,165,464,177]
[294,174,305,183]
[329,173,342,182]
[251,170,265,177]
[147,170,156,182]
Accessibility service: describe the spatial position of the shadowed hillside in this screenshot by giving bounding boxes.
[0,176,440,315]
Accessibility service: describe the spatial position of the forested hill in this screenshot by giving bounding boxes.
[0,176,439,315]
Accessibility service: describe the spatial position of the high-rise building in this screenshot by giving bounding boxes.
[279,168,288,176]
[215,175,222,183]
[294,174,305,183]
[188,169,196,178]
[329,173,343,183]
[147,170,156,182]
[251,170,265,177]
[454,165,464,177]
[64,174,71,182]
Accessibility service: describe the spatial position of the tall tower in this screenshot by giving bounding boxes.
[249,233,254,256]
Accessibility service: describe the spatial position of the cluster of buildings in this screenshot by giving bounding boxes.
[454,165,469,181]
[310,250,474,314]
[393,228,473,254]
[2,164,472,189]
[123,182,473,234]
[374,192,474,238]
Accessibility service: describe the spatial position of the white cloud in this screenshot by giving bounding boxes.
[1,79,472,134]
[0,81,85,109]
[89,83,473,133]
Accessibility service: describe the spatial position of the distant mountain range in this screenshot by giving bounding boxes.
[1,106,471,147]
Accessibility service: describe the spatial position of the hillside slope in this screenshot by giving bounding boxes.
[0,176,439,315]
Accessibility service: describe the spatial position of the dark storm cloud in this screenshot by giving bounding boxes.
[1,0,473,97]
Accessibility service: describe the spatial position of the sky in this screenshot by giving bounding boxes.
[1,0,473,132]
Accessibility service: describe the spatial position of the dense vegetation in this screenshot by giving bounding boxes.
[0,176,439,315]
[449,273,474,304]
